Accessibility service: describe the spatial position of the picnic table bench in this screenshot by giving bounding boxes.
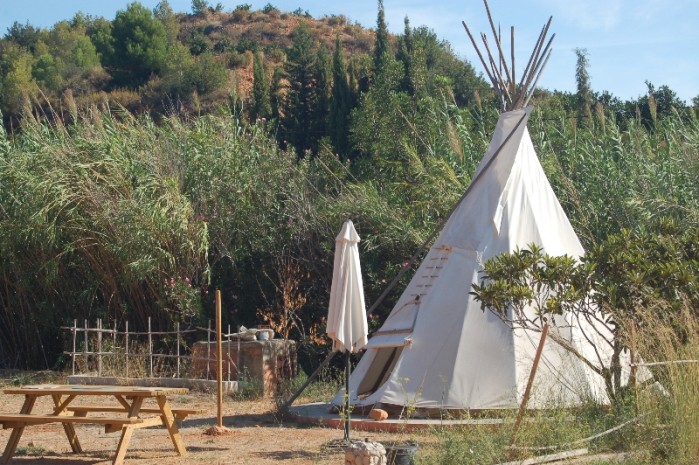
[0,384,206,465]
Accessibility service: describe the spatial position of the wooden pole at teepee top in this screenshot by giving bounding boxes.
[483,0,512,86]
[216,289,223,428]
[510,26,516,98]
[463,0,555,111]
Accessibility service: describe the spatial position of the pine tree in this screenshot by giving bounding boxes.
[329,36,351,156]
[251,51,271,122]
[153,0,180,45]
[109,3,168,87]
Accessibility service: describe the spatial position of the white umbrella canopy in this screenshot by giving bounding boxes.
[326,220,368,443]
[326,220,369,354]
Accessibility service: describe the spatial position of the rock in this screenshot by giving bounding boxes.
[368,408,388,421]
[346,440,386,465]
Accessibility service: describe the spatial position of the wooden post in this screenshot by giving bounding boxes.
[216,290,223,428]
[97,319,103,376]
[71,319,77,375]
[629,321,637,391]
[125,320,130,378]
[176,322,181,378]
[227,324,231,382]
[148,317,153,378]
[511,323,549,447]
[112,320,117,374]
[83,319,89,371]
[206,320,212,380]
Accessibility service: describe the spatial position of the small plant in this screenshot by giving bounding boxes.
[162,276,203,324]
[15,445,51,456]
[229,367,264,401]
[256,255,308,340]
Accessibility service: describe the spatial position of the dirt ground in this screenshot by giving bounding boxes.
[0,372,633,465]
[0,373,420,465]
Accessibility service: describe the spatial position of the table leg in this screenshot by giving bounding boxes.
[157,396,187,456]
[1,395,37,464]
[111,396,144,465]
[52,394,82,453]
[112,425,135,465]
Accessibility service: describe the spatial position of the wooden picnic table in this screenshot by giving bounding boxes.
[0,384,204,465]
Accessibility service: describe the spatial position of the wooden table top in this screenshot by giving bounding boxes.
[3,384,190,397]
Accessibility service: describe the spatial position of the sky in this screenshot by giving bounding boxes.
[1,0,697,103]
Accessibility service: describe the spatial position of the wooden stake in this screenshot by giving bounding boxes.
[202,298,235,436]
[71,319,77,375]
[511,323,549,447]
[148,317,153,378]
[176,322,181,378]
[97,319,103,376]
[125,320,129,378]
[629,321,637,391]
[216,290,223,428]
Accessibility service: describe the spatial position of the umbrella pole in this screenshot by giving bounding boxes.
[344,350,351,443]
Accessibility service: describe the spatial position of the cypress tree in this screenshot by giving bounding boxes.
[575,48,592,129]
[270,65,283,121]
[373,0,390,82]
[329,36,351,156]
[396,16,414,95]
[315,43,332,141]
[251,51,272,122]
[348,59,359,107]
[282,22,318,156]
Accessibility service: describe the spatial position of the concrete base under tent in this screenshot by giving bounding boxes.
[289,402,530,432]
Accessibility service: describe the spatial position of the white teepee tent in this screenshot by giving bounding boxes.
[331,4,614,412]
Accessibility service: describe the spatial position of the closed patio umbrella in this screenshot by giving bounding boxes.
[326,220,368,442]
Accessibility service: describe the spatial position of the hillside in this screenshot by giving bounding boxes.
[175,7,377,105]
[180,7,376,55]
[1,3,426,121]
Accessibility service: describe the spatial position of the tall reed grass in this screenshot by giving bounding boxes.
[632,303,699,465]
[1,95,697,381]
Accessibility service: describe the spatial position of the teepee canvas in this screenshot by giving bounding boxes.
[332,5,614,412]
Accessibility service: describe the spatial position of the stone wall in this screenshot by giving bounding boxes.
[191,339,296,395]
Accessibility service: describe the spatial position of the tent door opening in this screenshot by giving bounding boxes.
[357,346,404,397]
